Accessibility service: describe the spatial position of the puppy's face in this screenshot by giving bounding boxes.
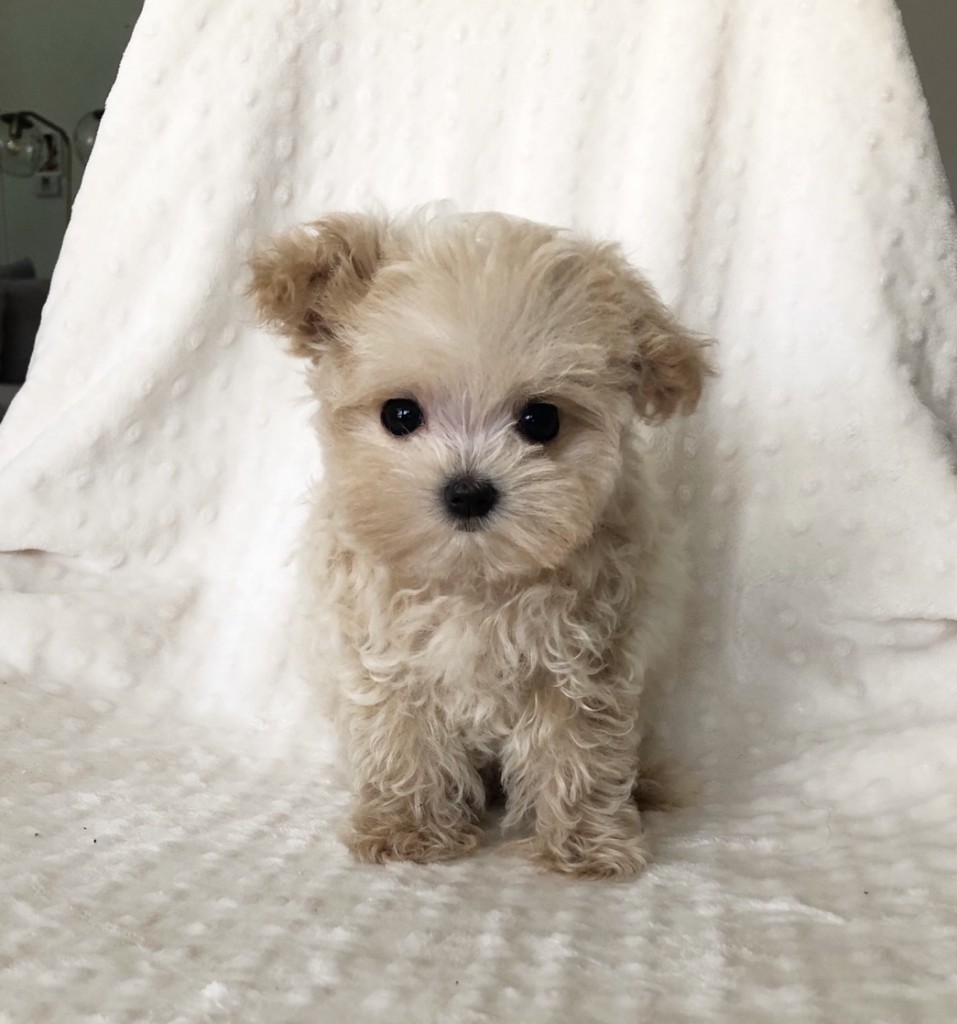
[250,212,709,583]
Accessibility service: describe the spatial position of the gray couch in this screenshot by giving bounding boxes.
[0,259,48,419]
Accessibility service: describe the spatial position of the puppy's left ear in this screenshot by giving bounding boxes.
[617,265,714,423]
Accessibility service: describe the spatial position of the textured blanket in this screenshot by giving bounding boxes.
[2,0,956,1020]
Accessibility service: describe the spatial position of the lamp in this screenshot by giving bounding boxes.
[0,111,73,225]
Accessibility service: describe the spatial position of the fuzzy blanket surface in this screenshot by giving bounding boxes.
[2,1,956,1020]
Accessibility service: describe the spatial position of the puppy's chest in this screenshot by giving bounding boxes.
[358,589,541,728]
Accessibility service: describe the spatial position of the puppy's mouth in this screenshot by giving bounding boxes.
[450,515,492,534]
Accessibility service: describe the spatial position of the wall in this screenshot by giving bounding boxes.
[0,0,143,277]
[897,0,957,212]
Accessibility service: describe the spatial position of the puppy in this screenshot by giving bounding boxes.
[250,209,710,879]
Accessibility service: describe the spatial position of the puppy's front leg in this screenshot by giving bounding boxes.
[342,689,483,864]
[504,684,649,880]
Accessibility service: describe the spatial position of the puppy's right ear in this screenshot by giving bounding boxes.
[248,213,386,360]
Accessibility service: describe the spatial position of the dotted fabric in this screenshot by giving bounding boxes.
[2,1,957,1021]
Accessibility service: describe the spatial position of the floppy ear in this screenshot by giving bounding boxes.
[248,213,386,361]
[615,263,714,423]
[630,290,713,422]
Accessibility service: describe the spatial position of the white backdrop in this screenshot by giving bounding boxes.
[2,1,956,1021]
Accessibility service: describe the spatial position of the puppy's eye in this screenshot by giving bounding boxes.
[381,398,424,436]
[516,401,560,444]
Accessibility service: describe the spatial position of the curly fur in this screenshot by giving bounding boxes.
[250,208,711,879]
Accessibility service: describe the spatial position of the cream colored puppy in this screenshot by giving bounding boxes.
[250,210,709,879]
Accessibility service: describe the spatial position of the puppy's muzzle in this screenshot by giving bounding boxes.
[442,475,499,526]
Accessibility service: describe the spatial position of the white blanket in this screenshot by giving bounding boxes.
[2,1,957,1020]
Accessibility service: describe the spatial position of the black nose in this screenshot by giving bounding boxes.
[443,476,499,521]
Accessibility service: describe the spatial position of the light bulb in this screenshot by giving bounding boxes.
[0,115,44,178]
[74,110,104,165]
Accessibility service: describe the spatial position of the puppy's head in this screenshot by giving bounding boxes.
[250,210,710,583]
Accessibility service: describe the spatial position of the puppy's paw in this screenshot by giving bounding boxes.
[510,829,651,880]
[345,809,481,865]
